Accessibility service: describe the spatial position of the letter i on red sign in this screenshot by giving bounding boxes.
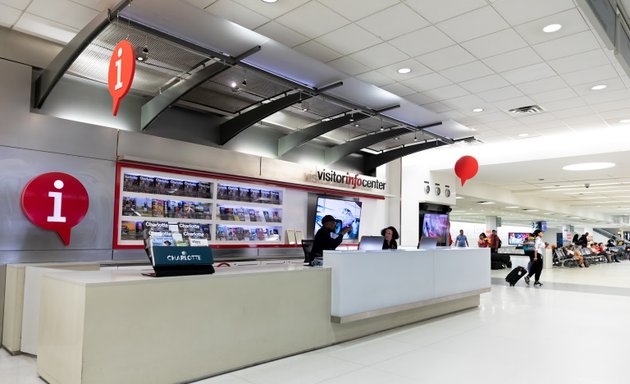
[108,40,136,116]
[21,173,90,245]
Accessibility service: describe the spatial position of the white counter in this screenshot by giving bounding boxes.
[324,248,491,322]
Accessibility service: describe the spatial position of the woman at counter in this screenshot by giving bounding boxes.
[381,226,399,249]
[478,233,489,248]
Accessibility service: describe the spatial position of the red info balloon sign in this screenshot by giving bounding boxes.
[21,173,89,245]
[107,40,136,116]
[454,155,479,186]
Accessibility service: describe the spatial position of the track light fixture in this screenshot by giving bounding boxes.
[349,113,354,122]
[301,101,309,111]
[135,46,148,62]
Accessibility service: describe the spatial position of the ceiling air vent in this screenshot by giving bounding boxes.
[507,105,544,115]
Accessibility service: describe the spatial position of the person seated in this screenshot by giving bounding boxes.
[566,245,587,267]
[309,215,351,264]
[381,226,399,249]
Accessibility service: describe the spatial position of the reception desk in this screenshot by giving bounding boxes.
[36,248,490,384]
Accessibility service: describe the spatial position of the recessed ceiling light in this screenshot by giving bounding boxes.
[518,133,529,137]
[591,84,607,91]
[505,206,519,209]
[619,119,630,124]
[478,201,496,205]
[542,24,562,33]
[472,108,484,112]
[525,209,540,212]
[397,67,411,74]
[456,196,464,199]
[261,0,277,3]
[563,162,615,171]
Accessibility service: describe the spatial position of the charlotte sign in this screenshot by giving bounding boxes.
[308,168,386,192]
[21,173,89,245]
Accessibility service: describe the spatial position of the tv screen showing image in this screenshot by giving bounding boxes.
[420,213,450,246]
[508,232,531,246]
[314,197,362,240]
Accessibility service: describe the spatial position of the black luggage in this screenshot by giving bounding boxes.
[505,266,527,286]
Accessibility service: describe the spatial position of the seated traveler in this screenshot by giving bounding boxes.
[309,215,351,264]
[381,226,399,249]
[566,245,587,268]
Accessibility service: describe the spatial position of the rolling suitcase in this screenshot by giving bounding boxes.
[505,266,527,286]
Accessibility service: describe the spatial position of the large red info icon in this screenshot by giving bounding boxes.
[21,173,89,245]
[108,40,136,116]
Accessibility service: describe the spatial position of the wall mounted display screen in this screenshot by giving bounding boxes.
[420,213,449,246]
[508,232,531,246]
[314,197,362,240]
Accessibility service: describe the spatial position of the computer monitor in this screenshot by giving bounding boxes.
[418,237,438,250]
[358,236,384,251]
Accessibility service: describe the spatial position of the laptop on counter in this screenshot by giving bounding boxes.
[418,237,438,250]
[358,236,385,251]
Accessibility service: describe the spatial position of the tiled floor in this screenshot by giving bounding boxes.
[3,262,630,384]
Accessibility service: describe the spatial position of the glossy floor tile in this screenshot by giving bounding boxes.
[2,261,630,384]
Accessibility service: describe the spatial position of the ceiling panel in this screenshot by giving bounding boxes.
[294,40,342,63]
[482,47,543,72]
[514,8,589,45]
[388,26,455,57]
[417,45,476,71]
[326,56,371,76]
[532,30,600,61]
[316,24,381,55]
[459,74,510,93]
[231,0,308,19]
[356,3,429,40]
[0,0,31,10]
[516,76,568,94]
[547,49,610,75]
[561,64,618,87]
[205,0,269,30]
[491,0,575,26]
[355,71,396,87]
[530,87,578,103]
[404,0,487,24]
[348,43,409,68]
[13,12,78,44]
[317,0,398,22]
[382,82,416,97]
[422,84,469,101]
[501,62,556,84]
[0,4,20,27]
[440,61,494,83]
[437,6,509,42]
[477,86,524,102]
[461,28,528,59]
[26,0,98,30]
[405,72,452,92]
[254,21,309,48]
[275,2,349,39]
[377,59,433,81]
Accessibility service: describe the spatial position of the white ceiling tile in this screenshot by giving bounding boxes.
[293,40,342,62]
[404,0,487,23]
[437,6,509,43]
[492,96,535,111]
[326,56,371,75]
[547,49,609,75]
[254,21,309,47]
[389,26,455,57]
[482,47,543,73]
[26,0,98,30]
[598,108,630,119]
[421,101,452,114]
[63,0,112,11]
[461,28,528,59]
[417,45,476,71]
[589,100,630,113]
[442,94,486,109]
[205,0,269,30]
[318,0,398,21]
[562,64,618,87]
[232,0,309,18]
[484,118,523,129]
[276,2,349,38]
[543,97,587,111]
[474,112,514,123]
[514,113,558,125]
[382,82,416,97]
[477,86,524,102]
[583,90,630,106]
[316,24,381,55]
[357,3,429,40]
[0,0,30,10]
[405,72,452,92]
[530,88,578,103]
[514,8,589,46]
[516,76,568,94]
[440,61,494,83]
[563,115,607,130]
[552,106,595,119]
[532,31,600,61]
[440,110,468,120]
[573,78,627,96]
[491,0,575,25]
[182,0,217,9]
[423,84,469,101]
[405,92,436,104]
[459,74,510,93]
[13,13,77,44]
[0,4,21,27]
[377,59,432,81]
[349,43,409,69]
[355,71,396,87]
[501,63,556,84]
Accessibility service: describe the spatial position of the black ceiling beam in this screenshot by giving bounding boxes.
[278,113,370,157]
[324,127,409,165]
[363,140,449,173]
[141,45,261,130]
[220,92,312,145]
[33,0,131,109]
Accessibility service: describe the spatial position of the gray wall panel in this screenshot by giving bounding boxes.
[112,249,149,262]
[0,250,112,264]
[0,146,115,251]
[0,59,118,161]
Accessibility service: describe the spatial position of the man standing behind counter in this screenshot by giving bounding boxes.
[310,215,352,263]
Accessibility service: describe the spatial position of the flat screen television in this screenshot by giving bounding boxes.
[314,197,362,240]
[420,213,450,246]
[508,232,531,246]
